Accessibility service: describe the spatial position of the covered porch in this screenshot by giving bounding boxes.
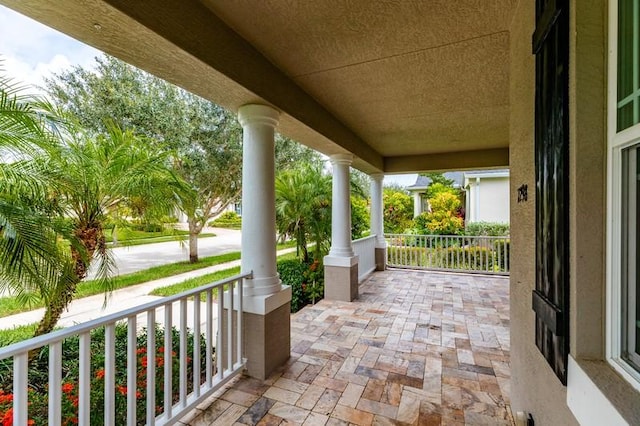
[185,269,510,425]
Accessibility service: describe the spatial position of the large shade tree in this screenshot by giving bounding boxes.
[46,55,321,262]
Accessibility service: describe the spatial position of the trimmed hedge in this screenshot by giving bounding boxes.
[464,221,510,236]
[209,211,242,229]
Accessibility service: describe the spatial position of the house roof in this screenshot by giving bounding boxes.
[1,0,515,174]
[406,172,465,191]
[464,168,510,179]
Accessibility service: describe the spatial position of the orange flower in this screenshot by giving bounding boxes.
[117,385,127,396]
[61,383,74,394]
[2,407,13,426]
[95,369,105,379]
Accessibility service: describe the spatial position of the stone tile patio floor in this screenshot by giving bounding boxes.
[185,269,512,425]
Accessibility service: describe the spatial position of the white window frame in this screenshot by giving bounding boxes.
[607,0,640,391]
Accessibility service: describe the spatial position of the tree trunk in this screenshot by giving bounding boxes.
[188,219,202,263]
[34,222,103,337]
[189,231,198,263]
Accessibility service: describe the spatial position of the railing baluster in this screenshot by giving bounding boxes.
[164,304,173,419]
[206,289,213,386]
[147,309,156,426]
[13,353,28,426]
[237,280,243,366]
[506,239,510,272]
[106,323,117,426]
[193,293,201,398]
[79,332,91,425]
[217,287,224,379]
[126,318,136,426]
[49,341,62,426]
[180,299,188,408]
[228,283,234,371]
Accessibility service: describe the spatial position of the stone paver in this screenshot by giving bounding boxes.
[188,269,513,425]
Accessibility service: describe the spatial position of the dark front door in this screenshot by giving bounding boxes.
[532,0,570,385]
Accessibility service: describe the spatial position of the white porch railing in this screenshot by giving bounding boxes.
[0,272,250,425]
[385,234,510,275]
[352,235,377,282]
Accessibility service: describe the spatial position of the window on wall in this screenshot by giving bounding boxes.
[617,0,640,131]
[622,146,640,371]
[609,0,640,388]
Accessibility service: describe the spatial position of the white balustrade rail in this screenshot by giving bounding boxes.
[0,272,250,426]
[352,235,377,282]
[385,234,510,275]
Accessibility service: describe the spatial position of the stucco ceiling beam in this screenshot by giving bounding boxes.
[384,148,509,173]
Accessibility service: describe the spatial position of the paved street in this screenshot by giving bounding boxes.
[86,227,241,279]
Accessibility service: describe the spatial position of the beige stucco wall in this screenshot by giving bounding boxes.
[468,177,510,223]
[508,1,579,424]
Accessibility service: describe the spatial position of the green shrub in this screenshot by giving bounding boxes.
[209,211,242,229]
[277,258,324,312]
[277,259,307,312]
[464,221,510,236]
[493,239,510,270]
[0,324,208,424]
[387,246,427,266]
[442,246,495,271]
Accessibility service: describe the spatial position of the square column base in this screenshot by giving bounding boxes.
[324,262,359,302]
[243,301,291,379]
[375,247,387,271]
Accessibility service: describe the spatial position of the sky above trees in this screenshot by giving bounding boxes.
[0,4,416,186]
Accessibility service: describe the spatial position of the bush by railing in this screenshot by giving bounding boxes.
[0,273,249,425]
[277,258,324,313]
[0,325,207,424]
[386,234,509,274]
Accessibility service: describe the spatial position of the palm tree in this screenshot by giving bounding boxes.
[275,163,331,262]
[31,121,182,336]
[0,72,76,310]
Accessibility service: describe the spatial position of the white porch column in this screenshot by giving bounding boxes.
[324,154,359,301]
[370,173,387,271]
[413,191,423,217]
[237,104,291,379]
[329,154,355,258]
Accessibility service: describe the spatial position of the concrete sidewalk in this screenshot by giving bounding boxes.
[2,246,296,330]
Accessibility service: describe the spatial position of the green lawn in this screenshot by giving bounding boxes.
[0,250,300,345]
[105,228,216,247]
[0,251,241,318]
[0,241,298,318]
[149,251,298,297]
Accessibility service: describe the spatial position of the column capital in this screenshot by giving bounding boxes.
[330,153,353,166]
[238,104,280,128]
[370,173,384,182]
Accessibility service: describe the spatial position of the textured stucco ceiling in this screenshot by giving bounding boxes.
[0,0,515,173]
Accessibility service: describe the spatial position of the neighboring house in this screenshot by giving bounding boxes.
[464,169,510,223]
[407,170,510,224]
[406,172,464,217]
